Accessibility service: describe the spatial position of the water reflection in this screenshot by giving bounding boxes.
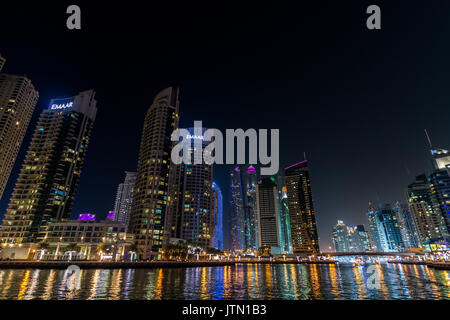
[0,264,448,300]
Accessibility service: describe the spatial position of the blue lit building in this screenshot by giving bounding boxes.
[212,182,223,251]
[368,204,405,252]
[230,165,259,252]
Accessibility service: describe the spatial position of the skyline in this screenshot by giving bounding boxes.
[2,2,450,251]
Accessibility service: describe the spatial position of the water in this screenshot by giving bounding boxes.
[0,263,448,300]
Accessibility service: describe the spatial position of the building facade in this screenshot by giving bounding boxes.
[113,171,136,225]
[407,174,443,244]
[332,220,350,252]
[276,175,292,253]
[256,177,280,252]
[35,220,130,261]
[212,182,223,251]
[230,166,246,251]
[284,160,320,254]
[393,202,421,248]
[129,87,180,259]
[0,90,97,248]
[169,128,214,249]
[0,57,39,200]
[369,204,405,252]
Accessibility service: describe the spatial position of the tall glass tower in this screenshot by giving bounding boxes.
[113,171,136,225]
[284,160,320,254]
[130,87,179,260]
[256,177,280,252]
[0,57,39,200]
[230,166,246,251]
[168,128,214,249]
[212,182,223,251]
[0,90,97,245]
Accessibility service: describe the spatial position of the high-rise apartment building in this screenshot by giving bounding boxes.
[130,87,179,260]
[367,204,404,252]
[284,160,320,254]
[212,182,223,251]
[407,174,444,244]
[276,175,292,253]
[230,165,259,252]
[428,170,450,237]
[230,166,246,251]
[0,90,97,246]
[0,57,39,200]
[113,171,136,225]
[168,128,214,248]
[332,221,370,253]
[332,220,349,252]
[393,202,421,248]
[256,177,280,252]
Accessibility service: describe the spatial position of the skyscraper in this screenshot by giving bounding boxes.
[169,128,214,248]
[347,225,371,252]
[428,170,450,237]
[0,57,39,200]
[212,182,223,251]
[284,160,320,254]
[393,201,421,248]
[256,177,280,252]
[407,174,443,244]
[113,171,136,225]
[230,166,246,251]
[242,166,258,251]
[332,221,370,253]
[275,175,292,253]
[368,204,404,252]
[0,90,97,247]
[229,165,259,252]
[332,220,349,252]
[366,204,381,251]
[130,87,179,260]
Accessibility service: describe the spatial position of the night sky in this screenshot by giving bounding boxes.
[1,1,450,251]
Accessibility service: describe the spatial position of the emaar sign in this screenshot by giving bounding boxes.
[49,99,74,110]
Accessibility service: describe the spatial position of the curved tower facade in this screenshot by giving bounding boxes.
[130,87,179,260]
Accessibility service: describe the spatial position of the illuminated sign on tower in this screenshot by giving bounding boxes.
[49,98,74,110]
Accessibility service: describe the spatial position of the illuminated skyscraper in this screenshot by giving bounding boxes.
[276,174,292,253]
[331,220,350,252]
[284,160,320,254]
[256,177,280,252]
[130,87,179,259]
[230,166,246,251]
[113,171,136,225]
[212,182,223,251]
[393,201,421,248]
[168,128,214,248]
[407,174,445,244]
[0,90,97,246]
[367,204,404,252]
[0,57,39,200]
[243,166,258,251]
[428,170,450,237]
[230,165,259,252]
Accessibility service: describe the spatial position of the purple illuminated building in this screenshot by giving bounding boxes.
[78,213,96,221]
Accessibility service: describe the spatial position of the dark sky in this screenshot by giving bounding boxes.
[1,1,450,250]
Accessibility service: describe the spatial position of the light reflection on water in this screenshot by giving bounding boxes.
[0,263,448,300]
